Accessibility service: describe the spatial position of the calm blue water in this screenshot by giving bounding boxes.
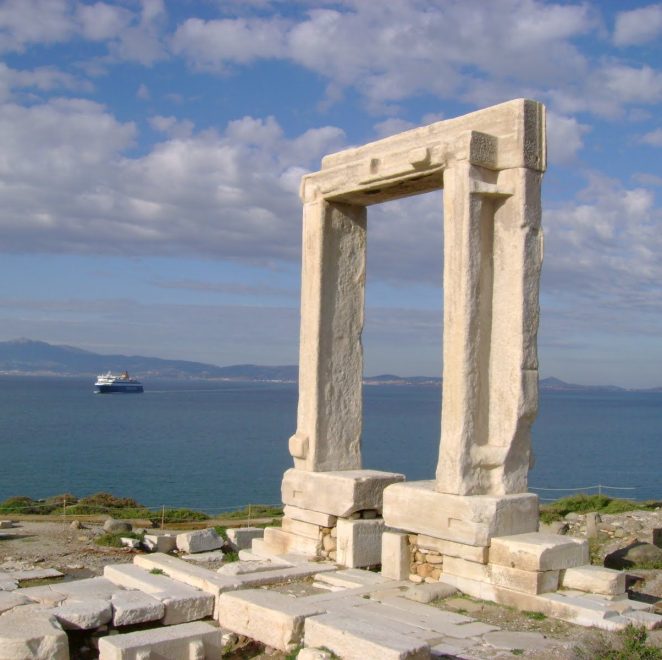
[0,377,660,512]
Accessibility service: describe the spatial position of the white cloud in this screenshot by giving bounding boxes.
[0,0,74,52]
[640,128,662,146]
[543,174,662,306]
[614,3,662,46]
[171,16,287,70]
[76,2,132,41]
[546,111,589,164]
[0,99,345,263]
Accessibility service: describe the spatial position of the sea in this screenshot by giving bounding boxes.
[0,376,660,513]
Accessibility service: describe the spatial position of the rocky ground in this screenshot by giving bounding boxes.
[1,510,661,659]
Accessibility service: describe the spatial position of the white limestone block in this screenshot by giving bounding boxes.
[443,556,491,583]
[490,533,589,571]
[98,621,222,660]
[281,468,404,517]
[0,590,30,614]
[383,481,538,546]
[121,537,141,549]
[104,564,214,625]
[561,565,626,596]
[175,528,223,554]
[55,577,122,601]
[217,589,326,653]
[53,598,113,630]
[314,568,391,590]
[416,534,489,564]
[134,553,235,594]
[381,531,410,580]
[111,590,165,626]
[217,559,283,576]
[181,551,225,562]
[226,527,264,550]
[281,517,322,541]
[261,527,321,557]
[336,518,384,568]
[283,505,337,528]
[489,564,559,595]
[0,610,69,660]
[19,585,67,607]
[143,533,177,553]
[304,611,430,659]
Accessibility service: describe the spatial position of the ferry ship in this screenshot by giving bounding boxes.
[94,371,144,394]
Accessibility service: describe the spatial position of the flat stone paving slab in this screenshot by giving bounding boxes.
[0,609,69,660]
[0,590,30,614]
[111,590,165,626]
[53,597,113,630]
[305,611,430,659]
[98,620,222,660]
[104,564,214,625]
[482,630,560,651]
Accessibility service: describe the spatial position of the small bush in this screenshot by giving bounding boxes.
[214,526,228,540]
[0,496,50,514]
[540,494,661,523]
[574,624,662,659]
[95,531,142,548]
[221,504,283,520]
[148,508,209,526]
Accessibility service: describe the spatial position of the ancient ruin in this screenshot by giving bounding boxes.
[255,98,658,625]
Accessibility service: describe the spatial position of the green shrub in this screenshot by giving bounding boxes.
[221,504,283,520]
[148,508,209,525]
[540,494,660,523]
[95,531,142,548]
[0,496,50,514]
[574,624,662,659]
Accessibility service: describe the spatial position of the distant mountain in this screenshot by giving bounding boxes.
[0,339,297,382]
[538,377,625,392]
[0,339,659,390]
[364,374,441,386]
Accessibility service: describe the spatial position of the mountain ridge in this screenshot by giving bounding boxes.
[0,339,659,390]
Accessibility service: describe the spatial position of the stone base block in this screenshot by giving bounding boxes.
[417,534,489,564]
[561,565,626,596]
[490,533,588,571]
[336,518,384,568]
[282,517,323,541]
[381,531,410,580]
[282,468,404,517]
[443,556,490,583]
[304,612,430,659]
[0,610,69,660]
[490,564,559,595]
[98,621,222,660]
[218,589,326,653]
[383,481,538,546]
[284,505,337,528]
[262,527,321,557]
[226,527,264,551]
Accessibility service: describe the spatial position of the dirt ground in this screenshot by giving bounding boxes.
[1,515,661,659]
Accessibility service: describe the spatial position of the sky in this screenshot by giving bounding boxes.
[0,0,660,387]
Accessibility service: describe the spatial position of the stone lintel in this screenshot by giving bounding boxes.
[300,99,545,205]
[490,533,589,572]
[382,481,538,547]
[281,468,405,518]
